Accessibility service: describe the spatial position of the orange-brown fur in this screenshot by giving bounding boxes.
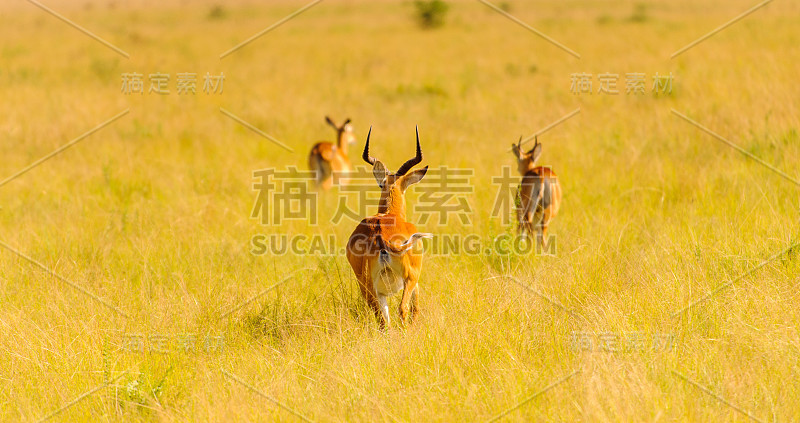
[308,116,356,189]
[512,137,562,251]
[346,129,429,328]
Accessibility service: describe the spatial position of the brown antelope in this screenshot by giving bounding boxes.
[308,116,357,189]
[511,136,562,252]
[346,127,431,328]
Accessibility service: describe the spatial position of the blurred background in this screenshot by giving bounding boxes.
[1,0,799,421]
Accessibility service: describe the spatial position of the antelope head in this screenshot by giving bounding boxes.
[325,116,357,147]
[362,126,429,216]
[511,135,543,175]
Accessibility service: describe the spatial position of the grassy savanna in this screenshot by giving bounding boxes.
[1,0,799,421]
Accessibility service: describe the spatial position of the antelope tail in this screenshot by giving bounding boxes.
[309,153,330,185]
[399,233,433,252]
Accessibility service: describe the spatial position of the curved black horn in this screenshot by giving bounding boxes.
[396,126,423,176]
[528,135,539,153]
[325,116,336,128]
[362,126,376,165]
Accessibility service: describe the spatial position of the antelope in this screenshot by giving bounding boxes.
[346,127,431,329]
[308,116,357,189]
[511,136,562,253]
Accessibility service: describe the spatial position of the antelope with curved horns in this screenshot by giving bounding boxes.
[346,127,431,328]
[511,136,562,252]
[308,116,357,189]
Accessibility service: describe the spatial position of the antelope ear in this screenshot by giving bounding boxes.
[372,160,388,185]
[511,143,521,158]
[325,116,336,128]
[400,165,428,192]
[528,142,542,163]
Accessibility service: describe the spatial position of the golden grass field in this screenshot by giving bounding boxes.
[1,0,799,421]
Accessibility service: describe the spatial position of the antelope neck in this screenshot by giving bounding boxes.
[336,130,348,154]
[378,186,407,221]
